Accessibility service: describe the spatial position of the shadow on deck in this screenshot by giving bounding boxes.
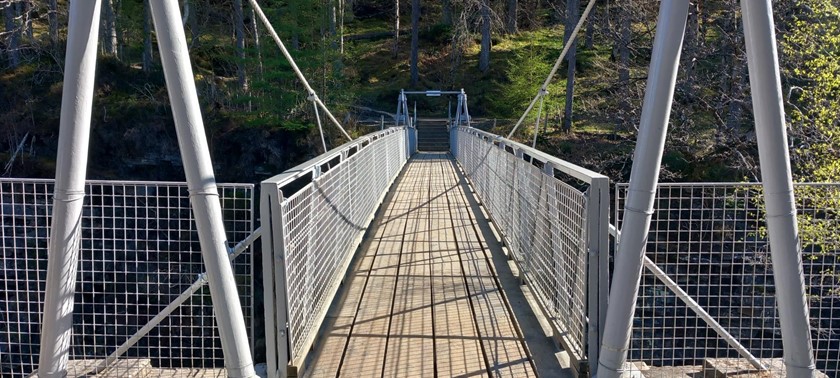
[303,153,572,378]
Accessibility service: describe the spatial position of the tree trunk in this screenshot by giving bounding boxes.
[143,0,152,73]
[584,3,594,49]
[616,1,631,129]
[478,0,491,72]
[329,0,337,39]
[506,0,517,34]
[682,0,699,97]
[102,0,118,57]
[22,0,32,41]
[234,0,247,91]
[393,0,400,57]
[49,0,58,47]
[190,0,199,47]
[442,0,451,25]
[339,0,345,54]
[724,1,744,131]
[4,1,20,68]
[251,6,263,79]
[725,54,746,131]
[563,0,579,131]
[409,0,420,85]
[718,0,739,114]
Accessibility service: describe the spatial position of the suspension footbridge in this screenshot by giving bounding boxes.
[1,1,838,378]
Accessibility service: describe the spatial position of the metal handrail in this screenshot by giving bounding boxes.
[455,126,606,183]
[263,127,407,191]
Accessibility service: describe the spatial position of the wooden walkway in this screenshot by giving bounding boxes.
[305,153,547,378]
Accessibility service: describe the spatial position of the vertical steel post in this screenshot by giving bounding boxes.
[448,100,452,127]
[260,183,290,378]
[149,2,256,377]
[461,89,471,127]
[586,175,610,375]
[596,2,689,377]
[396,90,406,126]
[741,1,816,376]
[38,2,102,377]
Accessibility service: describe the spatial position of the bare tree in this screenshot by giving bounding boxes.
[234,0,247,91]
[478,0,491,72]
[410,0,420,85]
[562,0,578,131]
[393,0,400,57]
[442,0,452,25]
[250,5,263,78]
[4,0,20,68]
[49,0,57,47]
[505,0,517,34]
[584,2,594,49]
[616,0,631,129]
[143,0,152,73]
[339,0,346,54]
[723,1,745,131]
[681,0,700,97]
[102,0,118,57]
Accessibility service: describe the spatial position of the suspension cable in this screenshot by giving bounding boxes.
[507,0,598,139]
[532,95,545,148]
[248,0,353,142]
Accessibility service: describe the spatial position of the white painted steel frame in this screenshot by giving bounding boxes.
[38,2,102,376]
[741,1,816,375]
[451,126,610,376]
[597,2,689,376]
[600,1,816,376]
[261,127,414,378]
[149,2,255,376]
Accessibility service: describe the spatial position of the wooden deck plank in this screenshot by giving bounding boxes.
[307,153,542,378]
[382,154,435,378]
[429,157,488,377]
[337,161,425,378]
[309,159,423,378]
[440,157,537,378]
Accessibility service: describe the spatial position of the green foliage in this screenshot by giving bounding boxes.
[782,0,840,182]
[486,31,566,123]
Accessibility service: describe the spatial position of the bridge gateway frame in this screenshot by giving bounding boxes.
[396,89,472,128]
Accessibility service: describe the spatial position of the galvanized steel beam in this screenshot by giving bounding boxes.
[149,1,256,377]
[38,2,103,376]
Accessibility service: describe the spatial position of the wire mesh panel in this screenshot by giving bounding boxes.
[261,127,410,371]
[452,127,610,372]
[0,179,255,377]
[615,183,840,376]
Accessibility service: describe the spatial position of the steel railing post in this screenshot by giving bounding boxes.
[260,184,290,378]
[586,176,610,375]
[596,2,689,377]
[741,1,816,376]
[38,2,102,377]
[149,2,256,377]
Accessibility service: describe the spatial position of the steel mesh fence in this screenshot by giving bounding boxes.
[616,182,840,376]
[262,127,409,368]
[0,179,254,377]
[452,127,609,369]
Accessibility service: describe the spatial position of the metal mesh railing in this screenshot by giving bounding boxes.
[452,126,610,372]
[0,179,255,377]
[616,182,840,376]
[261,127,412,371]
